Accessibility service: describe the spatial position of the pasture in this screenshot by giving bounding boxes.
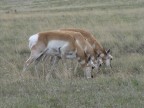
[0,0,144,107]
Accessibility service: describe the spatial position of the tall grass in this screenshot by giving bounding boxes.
[0,0,144,107]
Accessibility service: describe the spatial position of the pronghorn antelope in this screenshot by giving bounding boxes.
[23,31,103,78]
[48,30,103,70]
[57,30,103,68]
[60,28,113,67]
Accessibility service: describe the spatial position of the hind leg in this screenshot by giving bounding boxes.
[23,49,43,72]
[23,56,35,72]
[83,66,92,79]
[60,46,75,78]
[50,56,61,65]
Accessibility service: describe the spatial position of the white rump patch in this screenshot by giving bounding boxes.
[29,34,39,49]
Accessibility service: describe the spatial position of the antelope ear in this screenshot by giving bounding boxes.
[106,49,111,54]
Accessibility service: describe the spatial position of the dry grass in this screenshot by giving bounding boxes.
[0,0,144,107]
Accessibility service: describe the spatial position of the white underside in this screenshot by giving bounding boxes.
[28,34,77,59]
[46,40,76,59]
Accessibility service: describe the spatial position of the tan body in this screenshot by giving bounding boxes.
[58,30,96,61]
[60,28,113,67]
[60,28,105,54]
[23,31,99,78]
[44,30,103,70]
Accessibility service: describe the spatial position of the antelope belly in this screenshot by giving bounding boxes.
[47,40,68,55]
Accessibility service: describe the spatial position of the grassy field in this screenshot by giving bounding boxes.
[0,0,144,107]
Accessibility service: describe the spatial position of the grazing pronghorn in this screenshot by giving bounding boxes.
[48,30,103,70]
[60,28,113,67]
[23,31,102,78]
[58,30,102,68]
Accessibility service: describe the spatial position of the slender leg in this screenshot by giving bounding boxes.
[23,50,44,78]
[50,56,60,65]
[74,62,79,74]
[23,56,34,72]
[45,56,60,80]
[61,54,69,78]
[34,61,39,78]
[83,66,92,79]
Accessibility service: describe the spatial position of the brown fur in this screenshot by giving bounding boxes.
[60,28,106,55]
[58,30,95,58]
[24,31,90,70]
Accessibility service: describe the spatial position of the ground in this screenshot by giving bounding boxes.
[0,0,144,107]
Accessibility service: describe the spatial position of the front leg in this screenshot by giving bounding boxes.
[83,66,92,79]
